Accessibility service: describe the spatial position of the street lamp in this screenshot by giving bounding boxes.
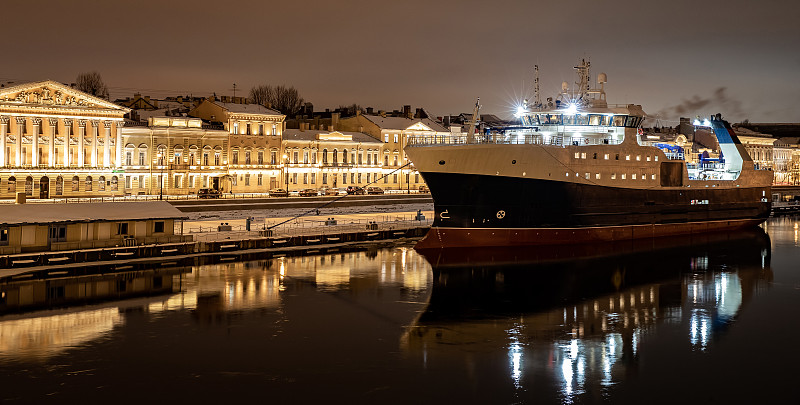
[283,154,289,191]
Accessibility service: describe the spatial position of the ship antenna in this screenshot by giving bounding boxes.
[466,97,481,144]
[534,65,541,109]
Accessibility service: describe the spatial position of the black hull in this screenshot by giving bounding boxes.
[417,172,770,248]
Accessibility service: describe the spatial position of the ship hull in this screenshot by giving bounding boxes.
[416,172,770,249]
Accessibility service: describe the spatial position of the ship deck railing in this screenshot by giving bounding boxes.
[407,134,622,147]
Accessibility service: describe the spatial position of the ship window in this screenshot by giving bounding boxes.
[593,153,597,159]
[611,173,617,179]
[589,115,601,125]
[581,152,586,159]
[575,115,589,125]
[655,156,658,162]
[632,174,637,180]
[566,172,569,177]
[615,154,619,160]
[626,116,640,127]
[585,173,590,179]
[642,174,646,180]
[595,173,601,179]
[651,174,656,180]
[647,156,651,162]
[574,152,580,159]
[612,116,626,126]
[626,155,631,161]
[621,174,626,179]
[636,155,641,161]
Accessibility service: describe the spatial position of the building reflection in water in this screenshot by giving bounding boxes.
[0,245,430,361]
[409,229,772,401]
[0,267,189,362]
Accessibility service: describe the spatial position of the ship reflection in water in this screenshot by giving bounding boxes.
[409,229,772,400]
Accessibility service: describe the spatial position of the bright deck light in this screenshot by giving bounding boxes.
[514,105,526,118]
[565,103,578,115]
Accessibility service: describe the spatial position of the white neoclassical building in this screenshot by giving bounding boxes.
[0,81,129,199]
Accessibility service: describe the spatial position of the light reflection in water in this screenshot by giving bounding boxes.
[411,230,771,403]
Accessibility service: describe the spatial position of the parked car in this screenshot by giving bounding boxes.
[197,188,221,199]
[366,186,384,195]
[319,187,338,196]
[299,188,318,197]
[346,186,365,195]
[269,188,289,197]
[418,185,429,193]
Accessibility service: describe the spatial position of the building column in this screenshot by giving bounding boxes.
[103,121,112,168]
[78,120,86,167]
[63,119,72,167]
[15,117,25,166]
[48,118,57,167]
[115,120,124,168]
[91,120,99,167]
[0,116,8,167]
[31,117,41,167]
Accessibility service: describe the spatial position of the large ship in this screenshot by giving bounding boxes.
[405,60,772,249]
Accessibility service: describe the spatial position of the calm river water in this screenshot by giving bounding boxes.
[2,217,800,404]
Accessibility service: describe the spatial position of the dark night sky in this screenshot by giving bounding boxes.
[2,0,799,124]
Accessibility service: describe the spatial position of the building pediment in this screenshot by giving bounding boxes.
[0,80,129,113]
[406,122,433,131]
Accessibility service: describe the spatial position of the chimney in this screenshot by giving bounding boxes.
[378,110,386,117]
[328,125,333,131]
[332,112,340,129]
[403,105,412,119]
[366,107,374,115]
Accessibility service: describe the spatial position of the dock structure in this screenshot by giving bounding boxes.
[0,211,432,278]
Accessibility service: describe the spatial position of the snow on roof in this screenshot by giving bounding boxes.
[0,201,187,226]
[213,101,283,116]
[363,115,448,132]
[282,129,381,144]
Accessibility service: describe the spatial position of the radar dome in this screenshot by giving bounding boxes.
[561,81,569,92]
[597,73,607,84]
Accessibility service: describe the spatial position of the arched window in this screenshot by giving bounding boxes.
[231,148,240,165]
[98,176,106,191]
[322,149,328,164]
[85,176,93,191]
[110,176,118,191]
[174,145,184,163]
[188,145,198,165]
[56,176,64,195]
[343,149,348,164]
[333,149,338,165]
[72,175,79,191]
[7,176,16,193]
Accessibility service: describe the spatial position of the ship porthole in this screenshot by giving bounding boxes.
[512,160,517,164]
[438,160,445,165]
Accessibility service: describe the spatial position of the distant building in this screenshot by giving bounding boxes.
[189,99,285,193]
[281,127,383,190]
[338,109,448,190]
[121,116,230,195]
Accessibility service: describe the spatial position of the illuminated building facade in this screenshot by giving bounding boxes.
[282,128,383,190]
[0,81,129,198]
[338,112,446,191]
[121,117,230,194]
[189,99,284,192]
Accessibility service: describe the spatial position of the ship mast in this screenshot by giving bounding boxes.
[533,65,542,109]
[466,97,480,144]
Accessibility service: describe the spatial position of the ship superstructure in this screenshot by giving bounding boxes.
[405,60,772,249]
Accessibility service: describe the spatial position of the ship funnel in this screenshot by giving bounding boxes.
[597,73,607,84]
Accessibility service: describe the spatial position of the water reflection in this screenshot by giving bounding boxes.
[0,267,189,362]
[0,246,431,364]
[410,229,772,402]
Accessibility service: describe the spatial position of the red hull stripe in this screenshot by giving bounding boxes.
[415,219,766,249]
